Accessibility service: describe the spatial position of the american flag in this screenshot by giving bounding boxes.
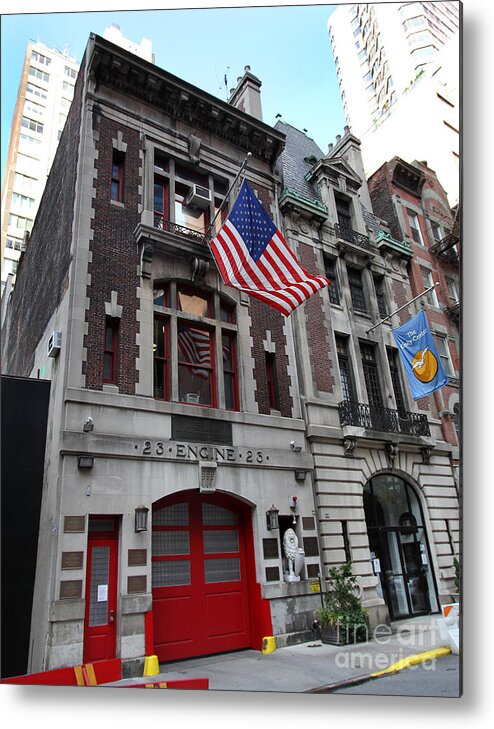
[209,180,330,316]
[177,325,230,380]
[178,325,211,379]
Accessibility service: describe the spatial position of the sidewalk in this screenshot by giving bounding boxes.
[105,615,454,693]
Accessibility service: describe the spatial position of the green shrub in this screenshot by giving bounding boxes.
[317,562,369,642]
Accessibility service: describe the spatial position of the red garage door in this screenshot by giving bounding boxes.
[152,491,252,662]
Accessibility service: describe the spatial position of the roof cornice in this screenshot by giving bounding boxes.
[87,34,285,165]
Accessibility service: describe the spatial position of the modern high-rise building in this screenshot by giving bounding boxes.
[328,2,461,205]
[1,41,80,296]
[1,27,153,300]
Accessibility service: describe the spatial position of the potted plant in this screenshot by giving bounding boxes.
[317,563,369,646]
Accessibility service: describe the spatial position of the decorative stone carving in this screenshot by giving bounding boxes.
[385,441,399,463]
[190,256,209,283]
[188,132,202,164]
[141,244,153,278]
[421,446,432,464]
[283,528,305,583]
[343,436,357,458]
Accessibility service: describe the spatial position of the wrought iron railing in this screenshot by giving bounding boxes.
[334,224,371,250]
[429,232,459,263]
[338,400,430,437]
[154,214,207,244]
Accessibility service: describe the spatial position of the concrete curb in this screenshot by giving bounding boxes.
[306,646,452,694]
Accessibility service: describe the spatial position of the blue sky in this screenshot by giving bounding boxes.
[1,2,347,179]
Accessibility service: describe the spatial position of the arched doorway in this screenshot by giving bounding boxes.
[363,473,439,620]
[151,490,255,662]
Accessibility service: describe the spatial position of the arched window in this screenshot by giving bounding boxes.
[153,281,239,411]
[452,402,460,442]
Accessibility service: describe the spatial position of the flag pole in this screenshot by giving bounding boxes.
[365,282,440,334]
[200,152,252,248]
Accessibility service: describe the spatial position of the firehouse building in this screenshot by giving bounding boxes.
[1,34,460,676]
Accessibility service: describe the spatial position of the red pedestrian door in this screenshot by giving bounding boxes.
[83,517,119,663]
[152,491,252,662]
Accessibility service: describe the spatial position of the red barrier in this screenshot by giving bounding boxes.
[1,665,80,686]
[1,658,122,686]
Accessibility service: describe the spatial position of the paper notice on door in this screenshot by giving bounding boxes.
[97,584,108,602]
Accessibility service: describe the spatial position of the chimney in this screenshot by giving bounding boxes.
[228,65,263,121]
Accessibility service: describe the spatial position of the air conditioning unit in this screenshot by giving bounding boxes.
[48,331,62,358]
[185,392,200,404]
[185,184,211,210]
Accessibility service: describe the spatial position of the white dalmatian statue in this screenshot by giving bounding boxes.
[283,528,305,582]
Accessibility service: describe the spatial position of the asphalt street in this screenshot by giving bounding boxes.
[331,653,461,697]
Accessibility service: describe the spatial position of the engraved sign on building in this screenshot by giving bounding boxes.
[171,415,233,445]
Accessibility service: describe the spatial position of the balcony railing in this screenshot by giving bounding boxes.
[334,223,371,251]
[154,214,207,244]
[338,400,430,437]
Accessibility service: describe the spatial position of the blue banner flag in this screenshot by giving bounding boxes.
[392,310,448,400]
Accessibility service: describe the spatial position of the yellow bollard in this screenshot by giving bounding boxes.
[143,655,160,676]
[262,636,276,655]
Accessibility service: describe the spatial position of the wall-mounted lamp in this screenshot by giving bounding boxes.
[83,417,94,433]
[290,495,298,524]
[266,504,280,531]
[295,469,307,482]
[77,455,94,469]
[290,441,302,453]
[135,505,149,532]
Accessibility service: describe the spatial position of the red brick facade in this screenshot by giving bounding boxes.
[298,241,334,393]
[83,115,141,394]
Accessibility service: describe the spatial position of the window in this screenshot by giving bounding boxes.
[111,150,125,203]
[335,194,352,232]
[336,336,356,402]
[420,268,438,306]
[26,82,48,100]
[324,257,340,305]
[178,323,214,405]
[153,283,238,410]
[12,193,35,211]
[28,66,49,83]
[63,81,74,94]
[342,521,352,563]
[21,116,44,134]
[9,213,31,232]
[373,275,387,318]
[407,209,424,245]
[430,221,442,243]
[6,236,24,251]
[348,267,368,314]
[222,333,238,410]
[152,151,227,237]
[387,348,407,416]
[60,97,71,109]
[64,66,77,79]
[265,353,279,412]
[360,342,384,409]
[433,334,454,376]
[14,173,37,192]
[24,100,44,118]
[103,319,119,383]
[446,277,459,303]
[31,50,51,66]
[452,402,460,442]
[153,316,169,400]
